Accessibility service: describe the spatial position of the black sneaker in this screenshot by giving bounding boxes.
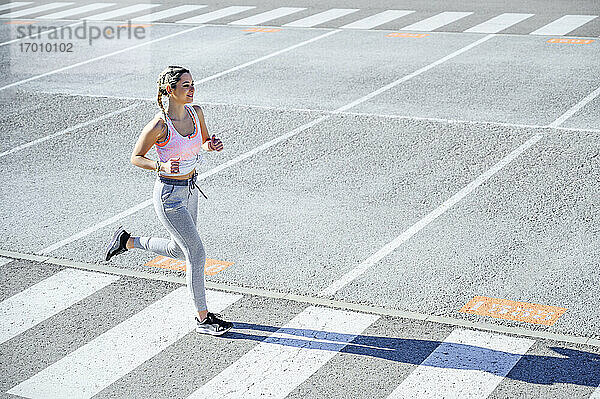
[195,313,233,336]
[104,226,131,261]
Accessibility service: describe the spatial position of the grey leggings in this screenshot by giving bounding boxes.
[133,175,207,312]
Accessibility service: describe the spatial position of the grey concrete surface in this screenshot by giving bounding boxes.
[351,35,600,126]
[1,5,599,396]
[334,128,599,338]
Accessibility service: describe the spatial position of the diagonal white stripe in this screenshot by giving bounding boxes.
[176,6,255,24]
[319,131,542,296]
[8,288,242,399]
[530,14,597,35]
[0,2,33,13]
[187,306,379,398]
[387,329,534,398]
[37,3,116,19]
[0,2,73,18]
[130,4,207,22]
[0,104,139,159]
[0,25,204,92]
[83,3,161,21]
[549,85,600,128]
[590,385,600,398]
[283,8,359,27]
[0,269,120,344]
[229,7,306,26]
[464,13,534,33]
[340,10,415,29]
[400,11,473,31]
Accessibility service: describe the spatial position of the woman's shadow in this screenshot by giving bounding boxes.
[225,322,600,388]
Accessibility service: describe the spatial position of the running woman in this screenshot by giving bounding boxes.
[104,65,232,335]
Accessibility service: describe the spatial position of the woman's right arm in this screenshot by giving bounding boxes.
[130,117,165,171]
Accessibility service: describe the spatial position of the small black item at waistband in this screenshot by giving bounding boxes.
[159,175,192,186]
[158,172,208,199]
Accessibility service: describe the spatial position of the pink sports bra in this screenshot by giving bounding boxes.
[155,104,205,177]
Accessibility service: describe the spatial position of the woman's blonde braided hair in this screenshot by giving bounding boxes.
[156,65,190,121]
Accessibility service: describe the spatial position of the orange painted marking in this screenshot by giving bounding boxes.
[386,32,429,38]
[460,296,567,326]
[5,20,37,25]
[116,23,153,28]
[242,28,281,32]
[547,38,594,44]
[145,256,234,276]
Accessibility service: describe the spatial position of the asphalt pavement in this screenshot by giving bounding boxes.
[0,1,599,397]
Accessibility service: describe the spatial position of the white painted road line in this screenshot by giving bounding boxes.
[37,3,115,19]
[8,288,242,399]
[130,4,207,22]
[0,268,120,344]
[283,8,359,28]
[590,385,600,399]
[387,328,534,398]
[334,34,495,113]
[176,6,255,24]
[0,104,139,159]
[319,131,543,296]
[38,198,153,255]
[340,10,415,30]
[464,13,534,33]
[229,7,306,26]
[319,81,600,296]
[549,85,600,128]
[83,3,161,21]
[530,14,598,35]
[0,2,73,18]
[40,34,493,254]
[194,30,339,85]
[400,11,473,31]
[0,25,204,92]
[0,2,33,13]
[188,306,378,399]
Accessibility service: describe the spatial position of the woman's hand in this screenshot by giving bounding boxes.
[161,158,180,174]
[208,134,224,152]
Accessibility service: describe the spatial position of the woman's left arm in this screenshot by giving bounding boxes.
[193,105,223,152]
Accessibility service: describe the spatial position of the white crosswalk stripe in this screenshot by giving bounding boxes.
[7,287,242,399]
[130,4,208,22]
[177,5,255,24]
[83,3,161,21]
[0,2,33,13]
[2,5,596,37]
[387,328,535,399]
[464,13,534,33]
[0,268,120,344]
[187,306,379,398]
[283,8,359,28]
[229,7,306,26]
[530,14,597,35]
[340,10,414,29]
[0,2,73,18]
[400,11,474,31]
[37,3,116,20]
[2,262,598,399]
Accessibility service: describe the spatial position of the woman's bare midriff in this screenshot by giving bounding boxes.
[163,169,196,180]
